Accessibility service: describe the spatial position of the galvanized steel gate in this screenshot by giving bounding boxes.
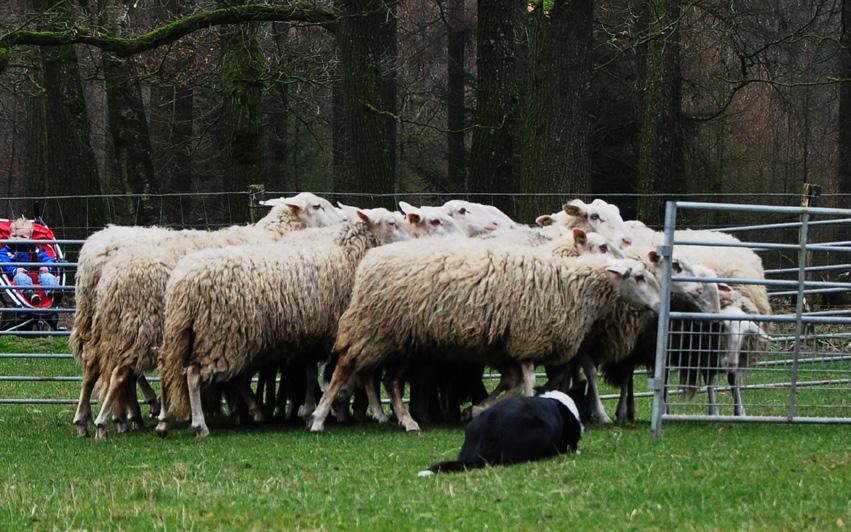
[650,201,851,435]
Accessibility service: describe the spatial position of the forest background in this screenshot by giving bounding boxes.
[0,0,849,236]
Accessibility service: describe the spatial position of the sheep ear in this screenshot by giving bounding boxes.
[718,283,733,292]
[285,202,302,215]
[605,260,630,279]
[536,214,554,227]
[647,250,660,264]
[337,201,353,210]
[261,197,289,207]
[572,228,587,245]
[356,210,373,226]
[399,201,416,215]
[563,199,585,218]
[671,259,683,274]
[406,212,421,224]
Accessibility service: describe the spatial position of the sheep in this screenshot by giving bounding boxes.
[398,201,465,237]
[78,192,340,438]
[309,235,662,433]
[156,208,410,437]
[535,199,634,249]
[441,199,519,236]
[406,228,622,426]
[625,220,771,315]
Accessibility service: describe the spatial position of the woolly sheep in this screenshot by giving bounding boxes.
[156,209,410,438]
[536,199,634,249]
[77,192,340,438]
[309,236,662,433]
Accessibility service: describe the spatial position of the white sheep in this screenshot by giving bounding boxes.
[535,199,634,249]
[78,192,340,438]
[441,199,518,236]
[398,201,465,237]
[309,235,662,433]
[156,209,410,438]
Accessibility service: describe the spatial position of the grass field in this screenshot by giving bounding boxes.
[0,337,849,529]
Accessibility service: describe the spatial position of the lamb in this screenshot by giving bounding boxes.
[535,199,634,249]
[77,192,340,438]
[156,208,410,438]
[309,235,662,433]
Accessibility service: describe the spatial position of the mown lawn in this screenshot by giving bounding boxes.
[0,337,849,529]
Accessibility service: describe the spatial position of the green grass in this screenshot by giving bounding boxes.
[0,408,848,529]
[0,337,849,529]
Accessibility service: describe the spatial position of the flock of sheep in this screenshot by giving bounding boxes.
[68,193,770,439]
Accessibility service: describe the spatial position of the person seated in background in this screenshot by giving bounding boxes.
[0,216,58,304]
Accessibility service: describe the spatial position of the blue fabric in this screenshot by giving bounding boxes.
[0,245,55,277]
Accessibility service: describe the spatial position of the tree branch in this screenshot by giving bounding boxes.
[0,2,337,71]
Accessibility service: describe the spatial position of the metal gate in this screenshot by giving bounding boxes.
[650,201,851,435]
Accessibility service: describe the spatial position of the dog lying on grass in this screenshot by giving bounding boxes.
[418,385,588,476]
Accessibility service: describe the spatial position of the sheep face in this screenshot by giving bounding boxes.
[442,200,517,236]
[645,251,719,311]
[399,201,464,238]
[581,230,623,257]
[281,192,342,227]
[356,208,412,243]
[605,258,661,313]
[562,199,633,249]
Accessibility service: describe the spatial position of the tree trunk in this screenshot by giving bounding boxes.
[469,0,524,218]
[266,23,290,194]
[335,0,396,206]
[446,0,467,190]
[636,0,683,226]
[839,0,851,221]
[517,0,593,223]
[221,24,265,221]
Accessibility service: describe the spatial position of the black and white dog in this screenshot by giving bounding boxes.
[419,386,588,476]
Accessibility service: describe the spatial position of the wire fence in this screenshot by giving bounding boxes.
[0,190,848,415]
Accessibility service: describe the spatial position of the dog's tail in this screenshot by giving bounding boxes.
[417,458,484,477]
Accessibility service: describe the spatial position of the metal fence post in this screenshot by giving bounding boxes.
[788,189,814,420]
[650,201,677,437]
[247,184,265,224]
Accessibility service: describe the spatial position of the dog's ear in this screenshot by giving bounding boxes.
[566,379,592,424]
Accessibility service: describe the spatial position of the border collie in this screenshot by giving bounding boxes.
[418,386,588,476]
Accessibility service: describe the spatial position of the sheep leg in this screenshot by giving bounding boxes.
[520,360,536,396]
[615,372,630,424]
[627,375,636,422]
[470,363,520,417]
[257,365,277,420]
[310,364,351,432]
[125,374,145,432]
[301,361,318,419]
[73,358,100,437]
[185,365,209,438]
[93,366,131,439]
[155,381,170,437]
[579,354,612,424]
[137,374,160,418]
[235,377,264,423]
[383,365,420,432]
[361,373,388,423]
[334,379,354,423]
[729,371,745,416]
[706,372,719,416]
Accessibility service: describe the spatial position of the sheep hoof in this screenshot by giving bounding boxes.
[404,423,421,433]
[115,420,129,434]
[193,425,210,438]
[309,420,325,433]
[155,423,168,438]
[94,425,108,440]
[74,423,89,438]
[147,400,161,419]
[130,418,144,432]
[374,413,390,424]
[251,410,264,424]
